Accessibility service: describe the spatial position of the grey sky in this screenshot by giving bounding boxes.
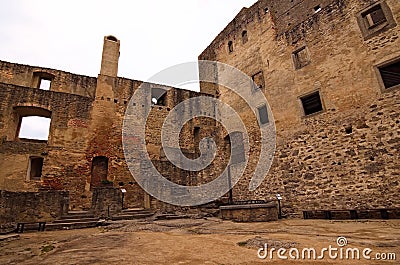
[0,0,256,139]
[0,0,255,81]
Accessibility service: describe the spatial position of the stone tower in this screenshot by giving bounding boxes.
[96,35,120,99]
[86,35,121,192]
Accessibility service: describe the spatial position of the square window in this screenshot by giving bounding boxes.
[293,47,310,70]
[39,79,51,90]
[300,91,323,116]
[377,58,400,90]
[32,72,54,90]
[364,5,386,28]
[257,104,269,125]
[18,116,51,141]
[356,1,396,40]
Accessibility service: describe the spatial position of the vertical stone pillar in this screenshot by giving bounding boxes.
[100,35,120,78]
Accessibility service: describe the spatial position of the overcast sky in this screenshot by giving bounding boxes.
[0,0,256,139]
[0,0,256,82]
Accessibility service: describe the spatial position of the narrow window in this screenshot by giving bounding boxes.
[264,7,269,13]
[252,71,265,90]
[242,30,248,44]
[257,104,269,125]
[229,131,245,165]
[18,116,51,141]
[194,127,200,139]
[28,157,44,181]
[223,134,232,162]
[193,126,201,153]
[224,134,231,146]
[91,156,109,188]
[314,5,322,13]
[293,46,311,69]
[228,41,234,53]
[301,91,323,116]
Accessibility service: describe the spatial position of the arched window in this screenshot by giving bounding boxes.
[228,41,234,53]
[242,30,248,44]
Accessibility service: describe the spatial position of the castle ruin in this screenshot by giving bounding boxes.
[1,0,399,225]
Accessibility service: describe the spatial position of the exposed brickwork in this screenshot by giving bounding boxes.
[0,37,218,212]
[0,0,399,220]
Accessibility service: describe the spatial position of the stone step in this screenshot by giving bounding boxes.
[52,217,99,224]
[123,208,145,211]
[0,234,19,242]
[155,214,189,220]
[122,209,153,215]
[61,211,95,220]
[45,220,102,231]
[111,212,154,221]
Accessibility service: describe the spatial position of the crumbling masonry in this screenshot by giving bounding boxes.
[1,0,399,222]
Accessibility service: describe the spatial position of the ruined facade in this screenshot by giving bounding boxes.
[199,0,400,216]
[0,36,219,211]
[0,0,399,218]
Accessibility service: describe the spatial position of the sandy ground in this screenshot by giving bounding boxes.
[0,218,399,265]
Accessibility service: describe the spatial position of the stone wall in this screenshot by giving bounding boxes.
[220,202,278,222]
[0,190,69,224]
[0,0,398,217]
[91,187,122,218]
[0,47,216,211]
[199,0,400,216]
[0,60,97,98]
[0,82,93,203]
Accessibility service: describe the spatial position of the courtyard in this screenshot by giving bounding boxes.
[1,218,399,264]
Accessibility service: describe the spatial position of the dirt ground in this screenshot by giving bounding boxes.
[0,218,399,265]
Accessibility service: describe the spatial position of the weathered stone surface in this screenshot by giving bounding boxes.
[199,0,400,217]
[0,0,399,219]
[91,187,122,218]
[0,190,69,224]
[0,37,221,212]
[220,202,278,222]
